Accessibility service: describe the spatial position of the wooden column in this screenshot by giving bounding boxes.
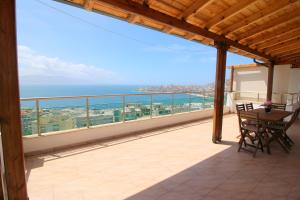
[230,67,234,92]
[266,62,274,101]
[212,41,228,143]
[0,0,28,199]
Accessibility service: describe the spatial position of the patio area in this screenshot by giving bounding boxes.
[26,114,300,200]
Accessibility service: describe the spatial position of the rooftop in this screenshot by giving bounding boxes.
[26,114,300,200]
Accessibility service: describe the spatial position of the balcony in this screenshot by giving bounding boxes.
[26,114,300,200]
[20,92,230,155]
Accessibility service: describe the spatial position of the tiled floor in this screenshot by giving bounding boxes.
[26,115,300,200]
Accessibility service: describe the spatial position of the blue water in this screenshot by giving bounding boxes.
[20,85,210,109]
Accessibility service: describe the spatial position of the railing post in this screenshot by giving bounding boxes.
[86,97,90,128]
[291,95,294,105]
[257,93,259,102]
[171,94,174,114]
[122,96,126,122]
[150,94,153,118]
[36,99,41,135]
[281,94,283,104]
[189,94,191,112]
[202,91,206,110]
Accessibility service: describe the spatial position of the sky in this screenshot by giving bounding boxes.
[16,0,253,86]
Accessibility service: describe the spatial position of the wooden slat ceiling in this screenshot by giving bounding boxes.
[58,0,300,65]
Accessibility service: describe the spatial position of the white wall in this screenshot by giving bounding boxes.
[288,68,300,93]
[233,67,268,93]
[233,64,300,94]
[273,65,290,93]
[23,108,229,155]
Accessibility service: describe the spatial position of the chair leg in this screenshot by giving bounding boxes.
[238,134,245,152]
[259,138,264,152]
[277,138,290,153]
[253,141,260,158]
[284,132,294,145]
[253,133,262,157]
[263,132,271,154]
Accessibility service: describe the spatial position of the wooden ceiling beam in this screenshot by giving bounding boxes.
[274,48,300,57]
[226,63,260,69]
[280,52,300,60]
[268,42,300,55]
[277,52,300,60]
[264,37,300,53]
[247,22,300,46]
[278,59,300,65]
[84,0,95,10]
[147,0,182,17]
[220,0,296,35]
[178,0,211,20]
[162,25,173,33]
[127,14,140,23]
[255,28,300,50]
[83,0,273,61]
[185,32,197,40]
[205,0,254,30]
[237,10,300,42]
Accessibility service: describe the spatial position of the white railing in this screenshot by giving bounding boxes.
[231,91,299,105]
[20,91,220,136]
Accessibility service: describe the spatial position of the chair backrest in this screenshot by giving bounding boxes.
[286,107,300,129]
[271,103,286,111]
[236,104,245,113]
[245,103,254,111]
[238,111,259,132]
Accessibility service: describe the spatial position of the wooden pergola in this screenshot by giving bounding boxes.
[1,0,300,198]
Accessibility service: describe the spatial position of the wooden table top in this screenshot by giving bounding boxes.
[249,108,293,122]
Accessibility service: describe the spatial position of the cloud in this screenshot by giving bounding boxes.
[18,45,121,85]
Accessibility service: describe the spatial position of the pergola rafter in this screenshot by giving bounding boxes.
[255,29,300,50]
[178,0,211,20]
[220,0,298,35]
[237,10,300,42]
[205,0,255,30]
[266,39,300,55]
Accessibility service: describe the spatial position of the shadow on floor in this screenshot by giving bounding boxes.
[124,120,300,200]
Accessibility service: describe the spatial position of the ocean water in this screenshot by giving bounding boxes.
[20,85,212,109]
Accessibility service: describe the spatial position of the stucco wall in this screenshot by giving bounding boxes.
[233,67,268,93]
[23,108,229,155]
[233,64,299,94]
[288,68,300,93]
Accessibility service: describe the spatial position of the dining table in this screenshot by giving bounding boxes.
[249,108,293,122]
[247,108,293,154]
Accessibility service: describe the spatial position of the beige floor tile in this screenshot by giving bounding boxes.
[25,116,300,200]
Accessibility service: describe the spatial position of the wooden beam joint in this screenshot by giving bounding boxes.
[214,40,230,51]
[84,0,95,11]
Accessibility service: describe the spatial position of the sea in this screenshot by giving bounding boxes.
[20,85,213,109]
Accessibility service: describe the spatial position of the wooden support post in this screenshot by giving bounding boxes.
[266,62,274,101]
[212,41,229,143]
[230,67,234,92]
[0,0,28,199]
